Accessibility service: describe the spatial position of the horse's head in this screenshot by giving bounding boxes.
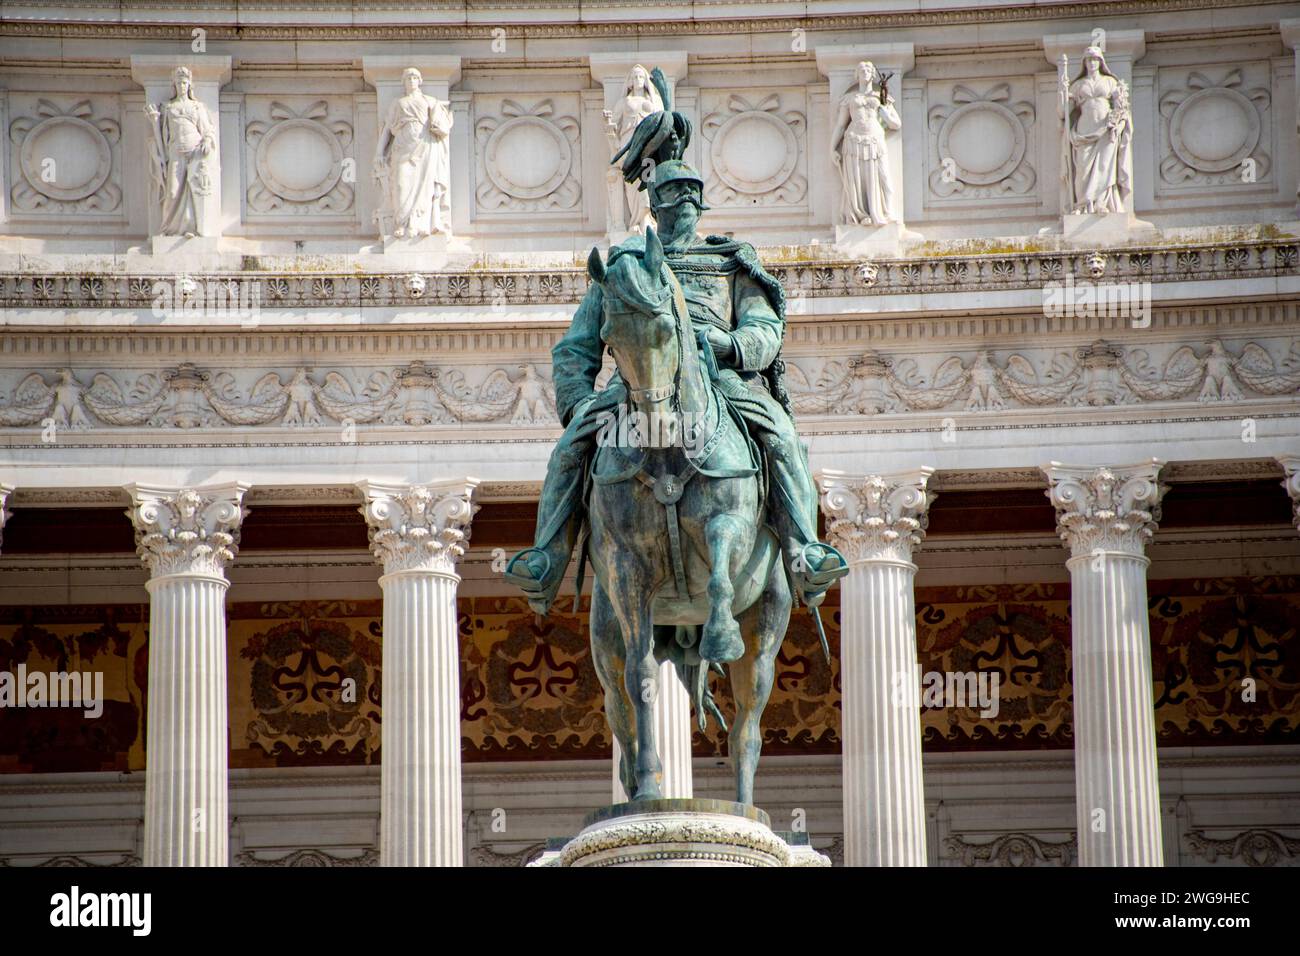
[588,226,684,445]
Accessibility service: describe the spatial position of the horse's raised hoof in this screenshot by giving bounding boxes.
[700,620,745,663]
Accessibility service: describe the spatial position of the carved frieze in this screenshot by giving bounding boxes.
[784,337,1300,416]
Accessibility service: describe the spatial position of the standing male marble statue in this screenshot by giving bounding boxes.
[374,67,454,238]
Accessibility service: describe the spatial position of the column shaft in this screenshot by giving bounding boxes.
[842,558,926,866]
[143,573,230,866]
[380,568,463,866]
[1069,552,1163,865]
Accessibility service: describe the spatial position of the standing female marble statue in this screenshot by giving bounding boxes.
[602,64,664,233]
[1058,47,1133,214]
[830,61,901,226]
[374,67,454,238]
[144,66,216,237]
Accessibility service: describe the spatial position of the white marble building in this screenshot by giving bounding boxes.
[1,0,1298,868]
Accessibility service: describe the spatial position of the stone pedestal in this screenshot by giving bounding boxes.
[612,659,693,801]
[1061,212,1157,245]
[817,468,935,867]
[1043,459,1166,867]
[358,478,479,867]
[555,799,818,867]
[833,222,921,258]
[124,481,249,867]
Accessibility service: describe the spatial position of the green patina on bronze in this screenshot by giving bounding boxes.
[506,72,847,805]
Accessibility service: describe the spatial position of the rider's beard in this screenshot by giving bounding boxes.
[654,198,702,248]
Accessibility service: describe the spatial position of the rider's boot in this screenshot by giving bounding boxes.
[764,439,849,607]
[503,438,589,616]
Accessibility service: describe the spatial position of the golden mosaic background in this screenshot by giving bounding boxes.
[1,576,1297,772]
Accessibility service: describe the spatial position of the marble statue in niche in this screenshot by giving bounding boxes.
[143,66,216,237]
[1058,46,1133,214]
[830,61,901,225]
[374,67,454,238]
[603,64,664,234]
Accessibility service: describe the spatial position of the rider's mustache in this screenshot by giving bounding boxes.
[656,195,707,212]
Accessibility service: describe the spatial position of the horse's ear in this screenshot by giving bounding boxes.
[587,246,606,283]
[644,225,664,275]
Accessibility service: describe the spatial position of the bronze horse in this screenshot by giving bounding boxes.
[584,226,792,804]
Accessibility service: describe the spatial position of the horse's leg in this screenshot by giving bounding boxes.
[698,514,747,664]
[604,578,663,800]
[727,555,792,805]
[590,581,637,801]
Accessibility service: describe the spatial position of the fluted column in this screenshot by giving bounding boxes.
[817,468,935,867]
[125,482,249,867]
[1042,460,1166,867]
[0,484,12,551]
[358,478,479,867]
[612,660,693,801]
[1278,456,1300,532]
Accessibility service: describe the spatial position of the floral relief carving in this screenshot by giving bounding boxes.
[474,99,581,212]
[1159,67,1271,187]
[245,99,355,214]
[928,82,1036,199]
[8,98,122,214]
[700,91,807,207]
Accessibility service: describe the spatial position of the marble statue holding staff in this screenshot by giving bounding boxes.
[830,61,901,226]
[374,67,454,238]
[603,63,664,234]
[1058,46,1133,215]
[143,66,216,237]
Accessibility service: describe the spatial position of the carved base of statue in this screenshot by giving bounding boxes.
[376,233,455,269]
[150,234,221,256]
[1061,211,1156,246]
[833,221,921,258]
[531,799,830,868]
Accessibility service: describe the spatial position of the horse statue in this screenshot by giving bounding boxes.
[583,225,791,805]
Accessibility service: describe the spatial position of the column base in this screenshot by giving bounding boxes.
[537,799,828,867]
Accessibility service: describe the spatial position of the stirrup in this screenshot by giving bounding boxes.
[504,548,563,616]
[792,542,849,607]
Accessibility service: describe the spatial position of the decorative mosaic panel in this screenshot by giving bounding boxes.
[1,576,1297,773]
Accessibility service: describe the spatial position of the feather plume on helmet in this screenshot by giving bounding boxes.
[610,66,693,190]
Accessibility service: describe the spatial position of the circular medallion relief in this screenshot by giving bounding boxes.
[710,112,798,195]
[936,101,1025,186]
[255,118,344,202]
[19,116,112,201]
[484,116,571,199]
[1169,88,1258,173]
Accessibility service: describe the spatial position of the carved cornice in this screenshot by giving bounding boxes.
[0,0,1277,40]
[357,478,479,576]
[816,468,937,565]
[124,482,250,579]
[1042,460,1166,558]
[0,240,1295,312]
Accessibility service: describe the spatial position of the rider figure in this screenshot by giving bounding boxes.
[506,159,848,615]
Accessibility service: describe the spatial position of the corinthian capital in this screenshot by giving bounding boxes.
[124,482,250,578]
[1041,460,1165,558]
[357,478,479,576]
[0,484,12,551]
[816,468,936,564]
